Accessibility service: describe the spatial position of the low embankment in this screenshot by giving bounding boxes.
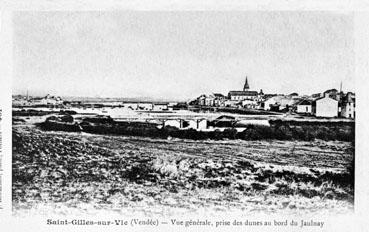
[36,115,355,142]
[13,109,77,117]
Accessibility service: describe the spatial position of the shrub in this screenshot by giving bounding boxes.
[223,128,238,139]
[60,114,74,123]
[242,127,262,140]
[37,115,355,142]
[45,116,61,122]
[273,125,292,140]
[291,126,306,140]
[210,129,223,140]
[256,125,274,139]
[347,154,355,188]
[83,116,114,124]
[251,182,268,191]
[316,126,330,140]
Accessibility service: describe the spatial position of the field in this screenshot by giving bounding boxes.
[12,120,354,217]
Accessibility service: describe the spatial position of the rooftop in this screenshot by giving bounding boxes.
[228,91,258,96]
[296,99,313,105]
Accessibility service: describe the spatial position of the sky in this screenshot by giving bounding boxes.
[13,11,354,100]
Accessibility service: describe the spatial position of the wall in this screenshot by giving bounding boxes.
[123,103,138,110]
[297,105,312,114]
[315,97,338,117]
[137,103,153,110]
[341,102,355,118]
[153,104,168,111]
[263,97,279,110]
[164,120,181,128]
[230,95,256,101]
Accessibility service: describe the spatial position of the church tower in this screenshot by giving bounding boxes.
[243,76,250,91]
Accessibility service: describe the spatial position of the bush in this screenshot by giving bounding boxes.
[210,129,223,140]
[316,126,330,140]
[347,150,355,188]
[45,116,61,122]
[291,126,305,140]
[273,125,292,140]
[37,116,355,142]
[257,125,274,138]
[83,116,114,124]
[241,127,261,140]
[223,128,238,139]
[60,114,74,123]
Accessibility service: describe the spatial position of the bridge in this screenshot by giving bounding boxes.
[113,116,208,130]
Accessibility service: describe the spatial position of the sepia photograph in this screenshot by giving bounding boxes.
[11,11,355,219]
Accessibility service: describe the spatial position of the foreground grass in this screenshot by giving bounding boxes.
[12,126,354,216]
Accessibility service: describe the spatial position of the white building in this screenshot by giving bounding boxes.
[340,92,355,119]
[241,99,258,109]
[341,101,355,118]
[31,94,63,105]
[123,103,138,110]
[137,103,153,111]
[262,95,300,111]
[280,97,300,110]
[153,103,168,111]
[296,99,313,114]
[312,94,338,117]
[193,93,225,107]
[12,96,30,106]
[227,77,263,102]
[164,119,181,128]
[163,119,207,130]
[223,100,240,108]
[204,95,216,106]
[187,119,207,130]
[263,96,282,111]
[228,91,258,101]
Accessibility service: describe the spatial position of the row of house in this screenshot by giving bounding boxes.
[190,77,266,109]
[121,102,170,111]
[163,118,207,130]
[12,94,176,112]
[191,76,355,119]
[191,76,292,110]
[296,92,355,118]
[13,94,63,106]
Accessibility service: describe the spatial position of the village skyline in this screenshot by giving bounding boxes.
[13,77,355,102]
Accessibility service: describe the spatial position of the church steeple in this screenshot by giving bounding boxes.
[243,76,250,91]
